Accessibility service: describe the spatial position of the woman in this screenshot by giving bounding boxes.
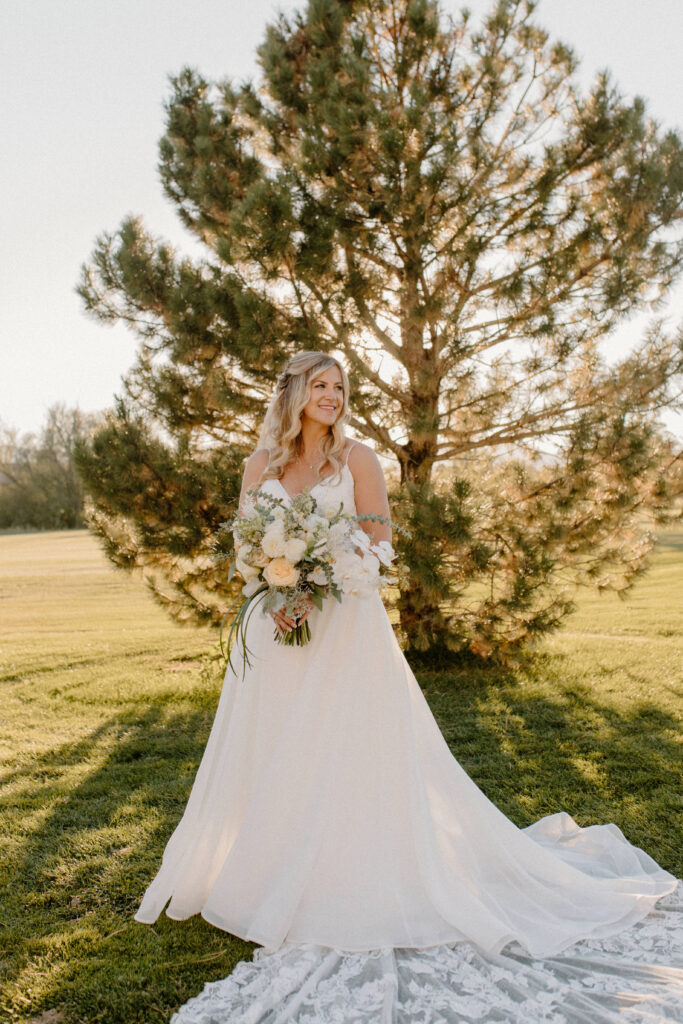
[135,352,682,1022]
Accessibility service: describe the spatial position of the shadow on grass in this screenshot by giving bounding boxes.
[418,654,682,879]
[3,658,681,1022]
[1,702,253,1024]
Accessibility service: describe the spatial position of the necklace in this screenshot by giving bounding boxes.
[296,452,324,471]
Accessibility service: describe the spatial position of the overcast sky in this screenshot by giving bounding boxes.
[2,0,682,437]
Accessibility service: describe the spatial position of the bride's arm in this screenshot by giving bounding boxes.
[347,444,392,545]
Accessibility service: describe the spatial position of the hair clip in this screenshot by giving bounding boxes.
[277,371,291,389]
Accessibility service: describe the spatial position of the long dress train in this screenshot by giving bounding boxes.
[134,459,683,1021]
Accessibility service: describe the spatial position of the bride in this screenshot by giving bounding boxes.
[135,351,682,1022]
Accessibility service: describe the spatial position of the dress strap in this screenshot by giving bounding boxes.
[343,440,359,467]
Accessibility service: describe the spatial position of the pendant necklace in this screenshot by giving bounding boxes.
[297,449,324,470]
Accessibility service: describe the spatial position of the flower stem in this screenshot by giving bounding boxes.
[275,617,312,647]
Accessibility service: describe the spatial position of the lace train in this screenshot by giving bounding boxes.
[170,882,683,1023]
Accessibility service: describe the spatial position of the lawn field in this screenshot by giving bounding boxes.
[1,528,681,1023]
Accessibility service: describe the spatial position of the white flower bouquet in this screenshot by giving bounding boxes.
[215,488,395,676]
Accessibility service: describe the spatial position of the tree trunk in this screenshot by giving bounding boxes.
[396,348,449,653]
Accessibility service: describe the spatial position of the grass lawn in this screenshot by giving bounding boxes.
[1,528,681,1023]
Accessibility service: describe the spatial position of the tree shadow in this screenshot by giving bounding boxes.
[2,702,253,1023]
[4,655,680,1021]
[419,654,682,879]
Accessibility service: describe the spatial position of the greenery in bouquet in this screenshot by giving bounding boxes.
[214,487,396,676]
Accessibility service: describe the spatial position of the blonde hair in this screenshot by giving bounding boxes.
[256,351,351,485]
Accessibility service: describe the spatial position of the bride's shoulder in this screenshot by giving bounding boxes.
[246,448,271,471]
[345,440,383,478]
[242,448,271,488]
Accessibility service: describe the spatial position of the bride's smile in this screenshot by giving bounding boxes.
[303,368,344,426]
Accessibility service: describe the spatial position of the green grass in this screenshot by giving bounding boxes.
[1,529,681,1023]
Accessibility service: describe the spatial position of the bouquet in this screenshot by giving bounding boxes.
[214,487,396,677]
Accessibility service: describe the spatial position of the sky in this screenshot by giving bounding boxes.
[1,0,683,438]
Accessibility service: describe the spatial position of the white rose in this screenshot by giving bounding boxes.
[251,547,270,567]
[235,554,259,580]
[283,536,307,563]
[262,520,287,557]
[263,557,299,588]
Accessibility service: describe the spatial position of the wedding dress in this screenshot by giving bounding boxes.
[134,453,683,1021]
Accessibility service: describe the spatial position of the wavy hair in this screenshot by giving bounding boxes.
[256,351,350,486]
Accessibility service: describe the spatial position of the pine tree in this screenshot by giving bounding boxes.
[77,0,683,659]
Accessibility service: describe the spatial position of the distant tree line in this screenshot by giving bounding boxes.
[0,405,100,530]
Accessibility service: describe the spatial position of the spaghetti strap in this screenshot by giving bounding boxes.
[343,440,359,467]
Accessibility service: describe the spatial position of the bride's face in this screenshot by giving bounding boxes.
[301,366,344,428]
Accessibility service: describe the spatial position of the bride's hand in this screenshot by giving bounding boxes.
[270,596,314,635]
[270,608,296,635]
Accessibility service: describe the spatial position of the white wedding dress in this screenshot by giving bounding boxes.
[135,457,683,1022]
